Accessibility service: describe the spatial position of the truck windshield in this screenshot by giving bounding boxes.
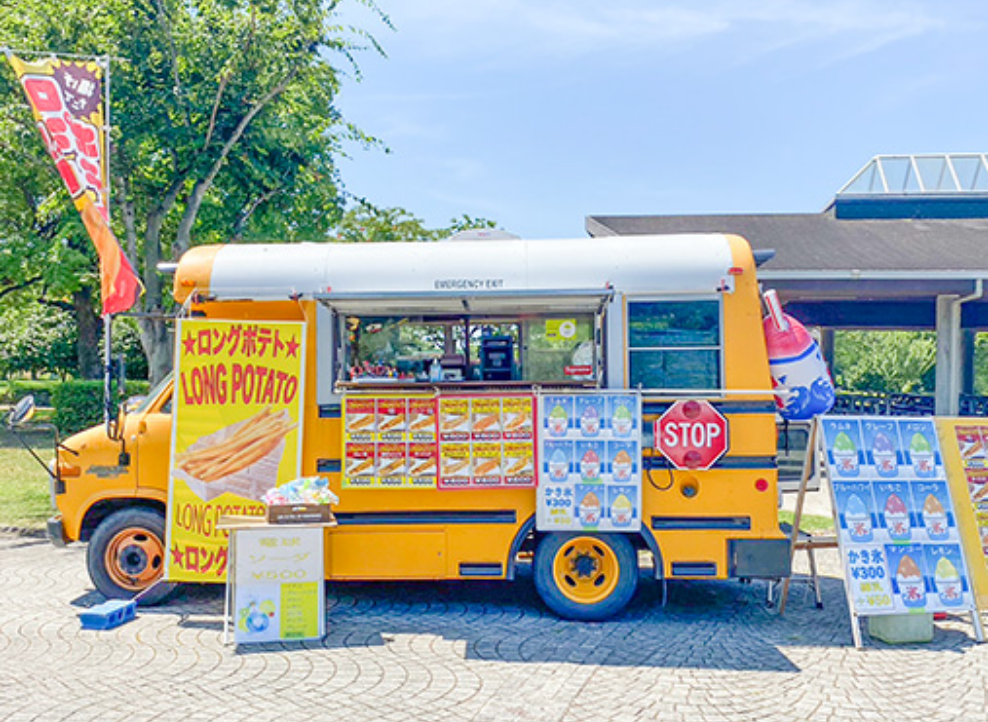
[133,372,174,414]
[343,314,596,384]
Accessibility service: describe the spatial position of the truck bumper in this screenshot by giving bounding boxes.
[728,538,791,579]
[47,515,69,548]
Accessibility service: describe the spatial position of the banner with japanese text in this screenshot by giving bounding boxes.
[165,319,306,583]
[6,53,141,315]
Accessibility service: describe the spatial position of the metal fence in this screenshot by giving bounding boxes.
[832,392,988,417]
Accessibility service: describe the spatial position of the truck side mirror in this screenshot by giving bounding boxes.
[7,395,36,428]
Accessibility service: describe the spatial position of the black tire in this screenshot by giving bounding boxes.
[86,507,175,606]
[534,532,638,621]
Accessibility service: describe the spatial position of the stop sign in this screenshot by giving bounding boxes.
[655,400,729,470]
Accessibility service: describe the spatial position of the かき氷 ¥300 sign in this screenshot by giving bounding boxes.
[655,400,729,471]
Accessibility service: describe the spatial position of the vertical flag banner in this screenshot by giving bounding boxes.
[6,53,141,315]
[165,319,306,583]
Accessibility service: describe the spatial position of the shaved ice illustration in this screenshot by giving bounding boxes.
[883,493,910,541]
[611,493,634,527]
[578,490,602,527]
[872,431,897,477]
[611,402,634,437]
[896,555,926,608]
[910,432,935,478]
[832,431,859,477]
[934,557,963,606]
[549,448,569,481]
[923,493,948,541]
[844,493,872,542]
[548,404,569,437]
[579,404,600,437]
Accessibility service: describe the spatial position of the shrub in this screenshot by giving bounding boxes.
[52,380,151,434]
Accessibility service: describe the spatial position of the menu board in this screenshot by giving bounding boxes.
[936,419,988,610]
[948,423,988,561]
[821,415,976,616]
[342,394,536,490]
[536,392,642,532]
[231,526,324,644]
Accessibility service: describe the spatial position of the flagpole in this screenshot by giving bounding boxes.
[101,53,114,432]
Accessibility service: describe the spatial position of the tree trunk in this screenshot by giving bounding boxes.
[138,315,173,385]
[73,287,102,379]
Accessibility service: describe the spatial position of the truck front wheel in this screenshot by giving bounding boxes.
[534,532,638,621]
[87,508,174,605]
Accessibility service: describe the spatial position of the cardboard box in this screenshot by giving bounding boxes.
[266,504,335,525]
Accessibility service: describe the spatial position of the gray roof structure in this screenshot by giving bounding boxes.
[586,211,988,330]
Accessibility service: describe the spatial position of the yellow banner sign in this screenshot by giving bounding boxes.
[165,319,306,583]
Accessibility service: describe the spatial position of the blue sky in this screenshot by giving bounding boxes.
[334,0,987,238]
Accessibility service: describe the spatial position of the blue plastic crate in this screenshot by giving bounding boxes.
[78,599,136,630]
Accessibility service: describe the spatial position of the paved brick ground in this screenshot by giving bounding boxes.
[1,532,986,722]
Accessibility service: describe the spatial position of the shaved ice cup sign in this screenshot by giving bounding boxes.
[536,392,642,532]
[821,415,977,617]
[165,319,306,583]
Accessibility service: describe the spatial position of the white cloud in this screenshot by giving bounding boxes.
[372,0,948,64]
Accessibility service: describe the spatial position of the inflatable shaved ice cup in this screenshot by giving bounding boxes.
[872,431,897,477]
[762,290,835,421]
[897,555,926,608]
[910,433,935,478]
[845,493,873,542]
[579,491,602,526]
[833,432,860,477]
[923,494,948,541]
[883,493,911,541]
[934,557,963,606]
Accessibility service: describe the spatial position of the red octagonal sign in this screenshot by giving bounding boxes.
[655,400,729,470]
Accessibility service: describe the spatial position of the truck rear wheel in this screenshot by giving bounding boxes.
[87,508,174,605]
[534,532,638,621]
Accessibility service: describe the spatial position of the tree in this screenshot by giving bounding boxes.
[0,304,78,379]
[834,331,937,394]
[332,202,497,242]
[2,0,387,383]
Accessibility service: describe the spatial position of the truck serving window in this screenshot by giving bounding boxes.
[627,299,721,390]
[341,313,597,384]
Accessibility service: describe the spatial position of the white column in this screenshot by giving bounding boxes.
[935,295,961,416]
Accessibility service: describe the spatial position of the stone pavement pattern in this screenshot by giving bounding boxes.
[1,532,986,722]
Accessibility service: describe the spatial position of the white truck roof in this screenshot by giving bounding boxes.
[175,234,744,308]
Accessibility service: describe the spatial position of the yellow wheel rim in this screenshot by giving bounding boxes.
[104,527,165,592]
[552,536,620,605]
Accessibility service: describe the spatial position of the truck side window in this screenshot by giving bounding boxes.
[627,300,721,390]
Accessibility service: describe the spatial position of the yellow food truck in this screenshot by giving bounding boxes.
[45,233,790,620]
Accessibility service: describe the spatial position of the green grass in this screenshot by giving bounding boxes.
[0,425,55,531]
[778,509,835,534]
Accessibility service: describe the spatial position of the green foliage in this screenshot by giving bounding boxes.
[111,317,149,381]
[0,379,60,406]
[0,305,78,379]
[333,202,498,242]
[52,379,150,434]
[833,331,936,393]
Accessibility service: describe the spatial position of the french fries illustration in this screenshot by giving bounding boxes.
[472,414,500,432]
[378,414,406,432]
[410,414,436,431]
[506,457,533,475]
[347,414,375,432]
[442,458,470,476]
[347,457,375,476]
[175,407,294,482]
[473,458,500,475]
[409,458,437,476]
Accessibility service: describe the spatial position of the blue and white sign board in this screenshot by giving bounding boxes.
[536,392,642,532]
[820,416,976,617]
